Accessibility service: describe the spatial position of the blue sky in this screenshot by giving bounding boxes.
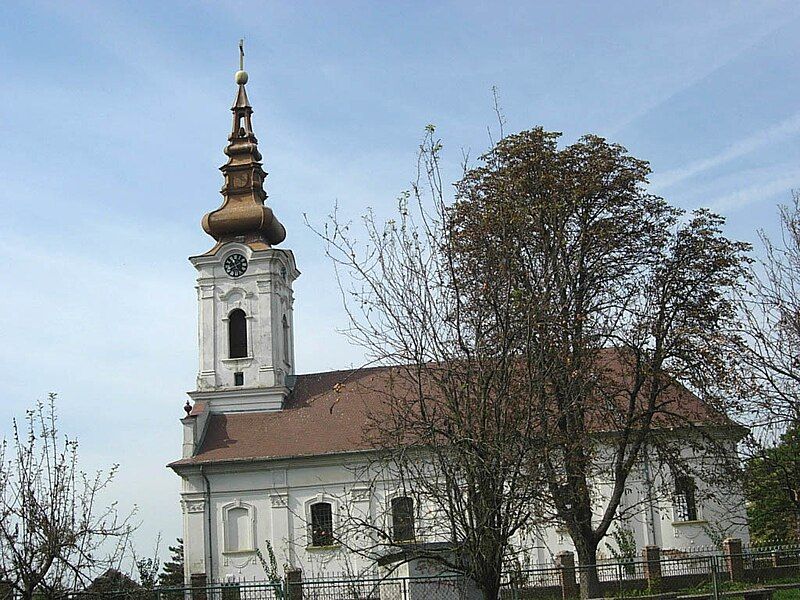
[0,0,798,566]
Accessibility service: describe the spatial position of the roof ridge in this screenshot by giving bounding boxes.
[295,364,393,378]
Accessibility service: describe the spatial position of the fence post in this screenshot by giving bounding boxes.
[642,545,662,591]
[190,573,208,600]
[722,538,744,582]
[284,568,302,600]
[710,555,720,600]
[771,549,782,568]
[556,551,578,600]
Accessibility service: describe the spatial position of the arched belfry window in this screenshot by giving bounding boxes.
[229,309,247,358]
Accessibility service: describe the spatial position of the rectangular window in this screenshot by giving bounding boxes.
[674,475,698,522]
[310,502,334,547]
[391,497,415,542]
[234,372,244,386]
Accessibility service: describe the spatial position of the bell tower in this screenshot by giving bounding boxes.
[188,44,299,413]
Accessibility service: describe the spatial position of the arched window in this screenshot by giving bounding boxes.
[228,309,247,358]
[310,502,334,547]
[224,504,253,552]
[282,315,290,364]
[391,496,415,542]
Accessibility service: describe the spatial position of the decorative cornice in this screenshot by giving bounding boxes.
[183,499,205,514]
[270,493,288,508]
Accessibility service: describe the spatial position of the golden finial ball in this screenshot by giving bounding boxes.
[235,70,249,85]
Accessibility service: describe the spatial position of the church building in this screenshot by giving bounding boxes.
[169,58,749,586]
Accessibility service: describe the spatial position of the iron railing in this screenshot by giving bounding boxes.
[13,541,798,600]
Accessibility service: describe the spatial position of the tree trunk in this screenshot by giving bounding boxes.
[480,578,501,600]
[476,559,503,600]
[575,540,601,599]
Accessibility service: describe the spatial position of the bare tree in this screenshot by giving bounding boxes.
[0,394,135,600]
[734,193,800,541]
[313,127,750,599]
[311,126,550,600]
[737,192,800,432]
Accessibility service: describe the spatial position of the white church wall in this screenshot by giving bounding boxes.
[179,437,750,584]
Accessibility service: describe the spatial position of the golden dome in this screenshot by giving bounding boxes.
[201,53,285,249]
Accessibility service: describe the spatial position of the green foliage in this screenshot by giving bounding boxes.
[136,557,159,589]
[86,569,140,594]
[255,540,285,599]
[158,538,185,587]
[605,526,637,562]
[605,526,637,577]
[746,425,800,542]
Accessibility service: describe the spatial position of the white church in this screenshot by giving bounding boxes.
[169,60,749,585]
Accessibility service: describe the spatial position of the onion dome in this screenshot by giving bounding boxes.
[201,42,286,249]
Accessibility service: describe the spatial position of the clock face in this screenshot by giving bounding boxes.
[224,253,248,278]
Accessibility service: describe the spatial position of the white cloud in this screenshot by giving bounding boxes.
[708,170,800,214]
[651,111,800,192]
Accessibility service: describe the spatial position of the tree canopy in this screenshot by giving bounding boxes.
[317,126,751,600]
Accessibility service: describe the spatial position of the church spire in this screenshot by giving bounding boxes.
[201,41,286,250]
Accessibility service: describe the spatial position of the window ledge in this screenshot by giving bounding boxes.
[222,357,253,366]
[222,549,256,555]
[306,545,341,552]
[672,519,708,527]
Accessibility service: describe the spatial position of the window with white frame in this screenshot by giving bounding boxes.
[310,502,334,547]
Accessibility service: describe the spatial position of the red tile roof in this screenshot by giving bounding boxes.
[170,357,736,468]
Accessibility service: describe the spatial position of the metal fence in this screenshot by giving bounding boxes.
[289,574,476,600]
[8,541,797,600]
[500,544,800,599]
[57,581,284,600]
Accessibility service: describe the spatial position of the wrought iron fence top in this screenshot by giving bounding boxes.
[297,573,467,585]
[743,540,800,553]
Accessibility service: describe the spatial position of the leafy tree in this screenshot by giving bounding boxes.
[0,395,135,600]
[158,539,184,587]
[316,127,749,599]
[745,426,800,542]
[447,129,749,597]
